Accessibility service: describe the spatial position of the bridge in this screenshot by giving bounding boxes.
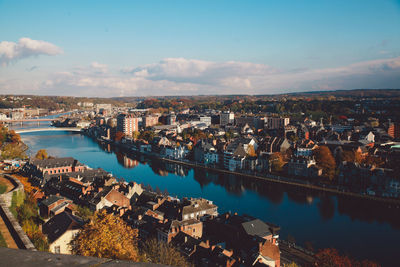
[0,118,62,123]
[15,127,82,134]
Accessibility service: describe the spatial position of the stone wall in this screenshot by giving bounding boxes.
[0,174,35,250]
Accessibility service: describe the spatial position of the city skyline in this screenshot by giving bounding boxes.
[1,0,400,97]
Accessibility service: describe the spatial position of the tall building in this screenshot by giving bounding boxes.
[220,111,234,126]
[266,117,290,129]
[142,115,159,128]
[388,122,400,140]
[117,113,139,136]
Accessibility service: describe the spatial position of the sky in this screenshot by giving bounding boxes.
[0,0,400,97]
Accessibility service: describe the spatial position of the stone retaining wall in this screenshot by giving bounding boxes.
[1,174,24,207]
[0,174,35,250]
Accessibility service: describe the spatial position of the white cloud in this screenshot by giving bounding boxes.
[2,56,400,96]
[0,37,63,66]
[90,62,108,73]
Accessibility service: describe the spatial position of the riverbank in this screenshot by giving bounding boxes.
[95,135,400,205]
[20,130,400,266]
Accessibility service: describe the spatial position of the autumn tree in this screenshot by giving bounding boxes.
[315,248,352,267]
[340,150,355,163]
[35,149,48,160]
[70,211,140,261]
[270,152,285,173]
[8,130,21,143]
[314,146,336,180]
[132,131,140,140]
[315,248,381,267]
[142,238,192,267]
[247,144,257,157]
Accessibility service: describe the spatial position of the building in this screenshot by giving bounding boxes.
[180,198,218,221]
[95,103,112,114]
[42,211,85,254]
[117,113,139,136]
[388,122,400,140]
[199,116,212,126]
[39,195,73,218]
[142,115,159,128]
[220,111,235,126]
[167,114,176,125]
[24,157,85,178]
[266,117,290,129]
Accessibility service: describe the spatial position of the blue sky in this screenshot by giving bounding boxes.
[1,0,400,96]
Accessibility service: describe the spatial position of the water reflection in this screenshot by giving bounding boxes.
[99,141,400,230]
[20,132,400,266]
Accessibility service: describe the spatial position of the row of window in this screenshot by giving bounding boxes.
[44,168,70,174]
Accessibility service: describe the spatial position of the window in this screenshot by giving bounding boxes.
[54,246,60,254]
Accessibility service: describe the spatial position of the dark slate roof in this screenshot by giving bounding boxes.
[42,211,85,243]
[241,219,272,238]
[40,195,65,207]
[30,157,83,169]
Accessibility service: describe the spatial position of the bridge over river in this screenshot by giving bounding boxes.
[15,127,82,134]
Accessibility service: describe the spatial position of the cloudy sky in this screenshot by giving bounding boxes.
[1,0,400,97]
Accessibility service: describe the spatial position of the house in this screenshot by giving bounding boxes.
[287,157,320,177]
[157,219,203,243]
[39,195,73,218]
[224,142,247,171]
[42,211,85,254]
[88,186,130,211]
[180,198,218,221]
[162,145,189,160]
[258,137,291,154]
[251,241,281,267]
[194,140,216,164]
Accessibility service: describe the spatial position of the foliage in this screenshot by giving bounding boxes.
[270,152,285,173]
[1,142,27,160]
[0,232,7,248]
[314,146,336,180]
[34,149,48,160]
[284,263,299,267]
[12,191,49,251]
[142,238,192,267]
[315,248,380,267]
[0,183,7,194]
[139,130,155,142]
[247,144,257,157]
[132,131,140,140]
[12,173,40,194]
[10,190,25,217]
[75,205,94,221]
[70,211,140,261]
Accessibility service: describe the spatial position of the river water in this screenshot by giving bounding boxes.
[17,129,399,266]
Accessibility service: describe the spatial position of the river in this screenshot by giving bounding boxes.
[17,130,400,266]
